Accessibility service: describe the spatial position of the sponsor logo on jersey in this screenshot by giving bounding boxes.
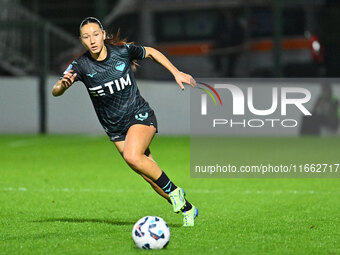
[88,73,131,97]
[135,112,149,121]
[87,72,97,78]
[115,61,126,72]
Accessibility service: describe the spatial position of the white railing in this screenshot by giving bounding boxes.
[0,0,79,75]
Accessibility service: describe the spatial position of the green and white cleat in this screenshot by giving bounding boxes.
[182,205,199,227]
[169,187,186,213]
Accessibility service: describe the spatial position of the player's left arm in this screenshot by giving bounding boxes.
[144,47,196,90]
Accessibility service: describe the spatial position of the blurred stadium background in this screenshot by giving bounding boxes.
[0,0,340,136]
[1,1,340,254]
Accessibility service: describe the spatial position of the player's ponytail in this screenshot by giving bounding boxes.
[104,29,138,72]
[104,29,126,46]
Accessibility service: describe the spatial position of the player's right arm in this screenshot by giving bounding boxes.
[52,70,77,97]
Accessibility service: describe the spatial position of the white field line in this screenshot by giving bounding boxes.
[8,140,37,148]
[0,187,339,195]
[6,135,104,148]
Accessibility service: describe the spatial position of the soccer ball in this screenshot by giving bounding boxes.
[132,216,170,249]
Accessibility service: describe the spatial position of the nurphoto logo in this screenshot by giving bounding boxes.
[198,82,312,128]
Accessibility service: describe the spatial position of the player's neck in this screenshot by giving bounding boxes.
[90,45,107,61]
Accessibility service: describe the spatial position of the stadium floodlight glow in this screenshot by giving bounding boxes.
[312,41,321,52]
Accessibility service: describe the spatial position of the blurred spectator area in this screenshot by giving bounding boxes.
[1,0,340,78]
[20,0,118,35]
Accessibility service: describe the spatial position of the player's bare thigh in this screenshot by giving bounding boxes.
[113,140,152,159]
[124,124,156,159]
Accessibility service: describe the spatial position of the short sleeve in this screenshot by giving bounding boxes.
[126,44,146,61]
[60,60,82,82]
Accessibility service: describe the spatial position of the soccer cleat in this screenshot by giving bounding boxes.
[169,187,186,213]
[182,205,198,227]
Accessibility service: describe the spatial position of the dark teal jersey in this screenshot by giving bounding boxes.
[62,44,154,136]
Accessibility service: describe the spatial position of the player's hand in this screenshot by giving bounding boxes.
[61,70,77,89]
[174,71,197,91]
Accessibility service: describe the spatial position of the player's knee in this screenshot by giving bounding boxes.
[123,150,142,169]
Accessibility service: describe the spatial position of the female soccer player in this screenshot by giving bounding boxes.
[52,17,198,226]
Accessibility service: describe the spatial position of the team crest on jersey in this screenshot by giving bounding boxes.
[115,61,126,72]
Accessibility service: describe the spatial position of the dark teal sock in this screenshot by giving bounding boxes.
[154,171,177,194]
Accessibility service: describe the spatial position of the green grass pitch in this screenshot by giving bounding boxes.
[0,135,339,254]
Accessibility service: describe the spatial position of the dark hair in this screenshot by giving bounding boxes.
[79,17,138,71]
[80,17,104,32]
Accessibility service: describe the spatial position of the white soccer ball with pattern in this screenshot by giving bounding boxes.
[132,216,170,249]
